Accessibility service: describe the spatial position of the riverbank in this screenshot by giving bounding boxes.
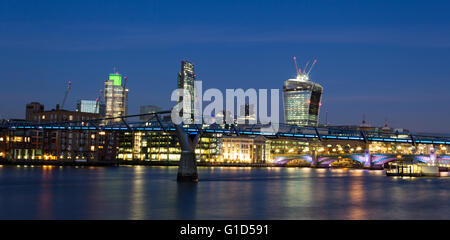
[0,158,384,170]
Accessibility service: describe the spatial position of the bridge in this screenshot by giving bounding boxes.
[2,111,450,181]
[274,154,450,167]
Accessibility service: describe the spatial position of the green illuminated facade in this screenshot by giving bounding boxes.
[109,74,122,86]
[104,72,128,123]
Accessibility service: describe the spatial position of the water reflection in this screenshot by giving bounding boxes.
[129,166,146,220]
[347,179,366,219]
[0,166,448,219]
[37,166,53,219]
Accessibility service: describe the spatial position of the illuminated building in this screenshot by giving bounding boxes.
[139,105,162,121]
[1,127,449,165]
[77,100,105,116]
[117,131,222,162]
[6,104,109,161]
[270,139,311,156]
[177,60,196,123]
[0,128,119,162]
[283,60,323,127]
[222,136,271,163]
[104,71,128,123]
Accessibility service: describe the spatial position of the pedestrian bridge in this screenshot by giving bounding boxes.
[2,111,450,181]
[2,111,450,146]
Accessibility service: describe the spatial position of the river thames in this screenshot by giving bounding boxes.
[0,165,448,220]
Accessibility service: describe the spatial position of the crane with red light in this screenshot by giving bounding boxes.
[94,89,104,114]
[61,81,72,109]
[293,57,318,77]
[306,59,318,76]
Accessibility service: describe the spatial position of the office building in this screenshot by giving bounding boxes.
[177,60,196,123]
[117,131,222,162]
[221,135,270,163]
[283,61,323,127]
[104,71,128,123]
[0,127,119,162]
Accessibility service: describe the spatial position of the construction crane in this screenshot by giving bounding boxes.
[123,75,128,89]
[303,60,310,74]
[306,59,318,76]
[94,89,104,114]
[293,56,300,76]
[61,81,72,109]
[121,76,128,116]
[293,57,318,77]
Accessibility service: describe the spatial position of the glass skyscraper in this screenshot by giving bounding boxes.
[104,72,128,123]
[283,70,323,127]
[177,60,196,123]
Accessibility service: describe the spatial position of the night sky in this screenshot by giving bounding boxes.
[1,0,450,133]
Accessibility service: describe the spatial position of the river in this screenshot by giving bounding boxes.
[0,165,448,219]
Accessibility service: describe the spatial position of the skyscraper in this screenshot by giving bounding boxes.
[104,71,128,123]
[177,60,196,123]
[283,59,323,127]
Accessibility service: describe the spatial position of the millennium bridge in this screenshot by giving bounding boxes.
[1,111,449,181]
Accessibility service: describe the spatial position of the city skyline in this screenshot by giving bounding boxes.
[1,0,450,133]
[0,1,449,222]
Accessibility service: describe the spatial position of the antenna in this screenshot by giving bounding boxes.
[307,59,318,76]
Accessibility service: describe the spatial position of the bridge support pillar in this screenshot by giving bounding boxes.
[430,148,438,165]
[364,148,373,168]
[175,125,199,182]
[312,150,319,167]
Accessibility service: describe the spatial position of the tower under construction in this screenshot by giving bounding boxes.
[104,69,128,123]
[283,57,323,127]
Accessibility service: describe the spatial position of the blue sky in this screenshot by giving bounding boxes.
[1,0,450,132]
